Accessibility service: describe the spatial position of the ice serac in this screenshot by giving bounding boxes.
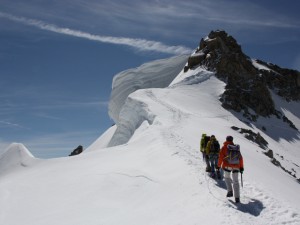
[108,54,189,124]
[108,91,156,147]
[0,143,36,175]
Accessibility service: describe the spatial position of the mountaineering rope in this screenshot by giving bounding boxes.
[204,168,224,202]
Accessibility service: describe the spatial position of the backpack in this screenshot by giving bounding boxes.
[210,140,220,154]
[204,136,210,148]
[225,144,241,164]
[200,135,210,151]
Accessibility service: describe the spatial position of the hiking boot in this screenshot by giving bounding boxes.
[226,191,233,197]
[210,173,216,179]
[205,166,211,172]
[235,198,240,203]
[216,170,221,179]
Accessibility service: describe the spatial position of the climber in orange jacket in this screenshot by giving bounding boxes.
[217,136,244,203]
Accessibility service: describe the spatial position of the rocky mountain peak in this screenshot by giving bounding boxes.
[202,30,243,56]
[185,30,300,128]
[188,30,257,78]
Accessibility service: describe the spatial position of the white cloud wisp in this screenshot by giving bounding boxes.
[0,12,192,55]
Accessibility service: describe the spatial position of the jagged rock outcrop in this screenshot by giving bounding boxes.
[69,145,83,156]
[231,126,269,149]
[186,30,300,125]
[255,60,300,101]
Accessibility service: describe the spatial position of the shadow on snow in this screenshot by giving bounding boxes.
[228,198,265,217]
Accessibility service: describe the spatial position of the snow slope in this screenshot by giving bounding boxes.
[0,143,38,176]
[0,58,300,225]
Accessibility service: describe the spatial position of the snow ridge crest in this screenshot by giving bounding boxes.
[0,143,36,174]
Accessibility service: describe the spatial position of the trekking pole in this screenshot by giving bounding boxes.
[241,172,243,188]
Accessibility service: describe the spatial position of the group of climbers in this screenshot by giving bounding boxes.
[200,134,244,203]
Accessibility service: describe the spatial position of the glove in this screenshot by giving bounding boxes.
[216,166,220,171]
[240,168,244,174]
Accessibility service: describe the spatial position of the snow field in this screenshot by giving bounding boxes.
[1,60,300,225]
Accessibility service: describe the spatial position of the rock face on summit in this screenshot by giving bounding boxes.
[186,30,300,124]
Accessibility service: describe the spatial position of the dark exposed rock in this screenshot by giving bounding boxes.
[264,149,274,159]
[271,158,281,167]
[231,126,239,131]
[194,30,276,118]
[184,66,189,72]
[187,52,206,68]
[283,115,298,130]
[231,126,269,149]
[69,145,83,156]
[255,60,300,101]
[197,30,257,77]
[271,157,298,180]
[190,30,299,128]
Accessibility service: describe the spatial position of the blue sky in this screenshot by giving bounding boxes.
[0,0,299,158]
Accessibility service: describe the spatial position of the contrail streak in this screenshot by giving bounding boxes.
[0,12,192,55]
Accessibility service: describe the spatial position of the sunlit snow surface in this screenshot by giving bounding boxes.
[1,57,300,225]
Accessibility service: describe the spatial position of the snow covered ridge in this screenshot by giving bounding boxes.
[107,65,215,147]
[2,70,300,225]
[0,143,38,175]
[108,54,189,123]
[107,56,214,147]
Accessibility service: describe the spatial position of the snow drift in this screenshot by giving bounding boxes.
[0,143,37,176]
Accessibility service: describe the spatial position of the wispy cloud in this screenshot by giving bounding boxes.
[194,1,299,29]
[0,120,27,129]
[1,1,299,49]
[64,0,299,28]
[75,0,300,32]
[0,12,192,55]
